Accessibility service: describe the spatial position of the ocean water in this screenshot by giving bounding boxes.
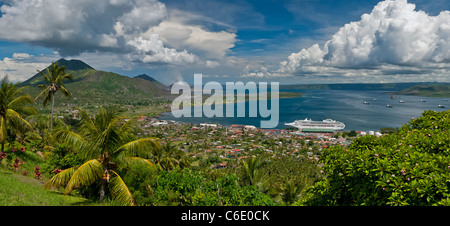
[159,89,449,131]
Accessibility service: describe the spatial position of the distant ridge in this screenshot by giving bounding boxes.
[388,84,450,97]
[135,74,157,82]
[134,74,167,90]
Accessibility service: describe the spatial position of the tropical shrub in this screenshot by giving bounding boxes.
[302,110,450,206]
[262,156,321,203]
[41,144,83,178]
[124,167,275,206]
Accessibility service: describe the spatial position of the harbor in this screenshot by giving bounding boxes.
[160,89,449,132]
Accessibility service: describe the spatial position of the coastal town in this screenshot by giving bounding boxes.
[130,116,382,170]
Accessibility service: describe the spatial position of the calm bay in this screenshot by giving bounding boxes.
[159,89,448,131]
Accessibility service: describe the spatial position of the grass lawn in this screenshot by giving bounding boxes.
[0,168,89,206]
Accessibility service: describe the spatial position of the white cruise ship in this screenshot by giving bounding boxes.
[285,118,345,131]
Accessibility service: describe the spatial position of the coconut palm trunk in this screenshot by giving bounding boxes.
[0,117,5,153]
[50,92,55,132]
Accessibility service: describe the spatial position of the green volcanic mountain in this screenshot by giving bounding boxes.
[21,59,94,86]
[21,59,173,116]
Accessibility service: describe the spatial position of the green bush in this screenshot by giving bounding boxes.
[302,110,450,206]
[123,167,276,206]
[41,144,83,177]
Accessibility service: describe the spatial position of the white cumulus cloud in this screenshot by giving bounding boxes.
[0,0,237,67]
[0,53,58,82]
[145,13,237,59]
[276,0,450,80]
[126,35,198,64]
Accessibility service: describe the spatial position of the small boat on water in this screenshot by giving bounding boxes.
[363,101,370,105]
[399,99,405,103]
[419,100,426,102]
[438,105,446,108]
[386,104,393,108]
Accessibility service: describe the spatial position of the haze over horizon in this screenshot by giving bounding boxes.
[0,0,449,85]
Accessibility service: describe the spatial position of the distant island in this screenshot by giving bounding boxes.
[279,82,443,91]
[281,82,450,97]
[385,84,450,97]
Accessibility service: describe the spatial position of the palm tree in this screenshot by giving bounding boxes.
[0,77,37,152]
[239,155,266,187]
[44,107,161,205]
[153,141,190,171]
[278,180,303,205]
[35,62,73,132]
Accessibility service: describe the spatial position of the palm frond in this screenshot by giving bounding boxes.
[95,120,122,156]
[119,115,139,133]
[8,94,35,109]
[121,157,156,170]
[109,170,136,206]
[59,73,73,82]
[10,86,28,98]
[42,92,52,107]
[15,106,38,116]
[37,68,52,83]
[44,167,76,190]
[77,108,98,135]
[240,155,265,186]
[6,109,33,130]
[59,85,71,99]
[35,87,49,100]
[54,129,88,153]
[65,159,104,194]
[114,137,161,158]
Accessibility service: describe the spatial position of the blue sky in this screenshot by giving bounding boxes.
[0,0,449,85]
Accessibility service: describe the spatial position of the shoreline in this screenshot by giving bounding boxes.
[151,89,448,132]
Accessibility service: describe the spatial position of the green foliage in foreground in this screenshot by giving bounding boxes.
[302,110,450,206]
[0,168,87,206]
[45,107,160,206]
[123,167,276,206]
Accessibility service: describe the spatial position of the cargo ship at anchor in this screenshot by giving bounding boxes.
[285,118,345,131]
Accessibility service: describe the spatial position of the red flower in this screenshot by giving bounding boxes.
[34,166,41,179]
[52,168,62,174]
[12,158,21,171]
[20,147,25,152]
[0,152,7,160]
